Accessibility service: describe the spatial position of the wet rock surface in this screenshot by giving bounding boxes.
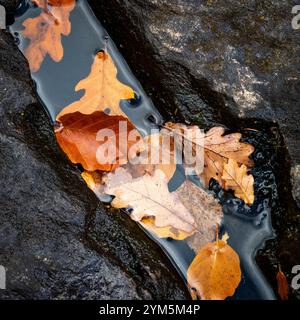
[0,29,188,299]
[0,0,20,12]
[89,0,300,299]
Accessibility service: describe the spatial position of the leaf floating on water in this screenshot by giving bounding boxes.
[222,159,254,205]
[55,111,140,171]
[23,0,76,72]
[187,236,241,300]
[276,266,289,300]
[164,123,255,204]
[104,168,196,236]
[56,52,135,120]
[202,126,254,185]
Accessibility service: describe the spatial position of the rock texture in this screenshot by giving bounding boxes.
[90,0,300,208]
[0,28,188,299]
[0,0,20,12]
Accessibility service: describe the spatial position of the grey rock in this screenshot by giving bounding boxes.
[0,30,188,300]
[90,0,300,207]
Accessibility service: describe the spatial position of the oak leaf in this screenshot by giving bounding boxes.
[187,237,241,300]
[55,111,141,171]
[104,168,196,236]
[56,52,135,120]
[276,267,289,300]
[23,0,75,72]
[164,123,255,204]
[130,131,177,181]
[222,159,254,204]
[202,126,254,185]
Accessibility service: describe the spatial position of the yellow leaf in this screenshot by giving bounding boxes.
[187,239,241,300]
[22,0,75,72]
[140,217,193,240]
[56,52,134,120]
[222,159,254,205]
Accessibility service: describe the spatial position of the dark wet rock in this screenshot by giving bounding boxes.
[0,0,21,12]
[89,0,300,299]
[0,30,188,299]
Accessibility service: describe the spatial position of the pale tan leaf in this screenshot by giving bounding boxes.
[104,168,196,234]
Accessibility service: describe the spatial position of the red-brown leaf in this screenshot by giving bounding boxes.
[55,111,141,171]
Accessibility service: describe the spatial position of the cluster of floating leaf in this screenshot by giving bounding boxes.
[22,0,260,300]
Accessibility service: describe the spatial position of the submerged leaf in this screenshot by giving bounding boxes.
[55,111,140,171]
[23,0,75,72]
[56,52,135,120]
[187,238,241,300]
[176,180,223,251]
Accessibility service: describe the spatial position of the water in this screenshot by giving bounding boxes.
[10,0,275,299]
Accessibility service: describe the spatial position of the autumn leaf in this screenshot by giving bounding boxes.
[22,0,75,72]
[56,52,135,120]
[222,159,254,204]
[187,235,241,300]
[202,126,254,185]
[276,266,289,300]
[140,216,193,240]
[164,123,255,204]
[81,171,103,194]
[104,168,196,237]
[131,131,177,181]
[176,180,223,250]
[55,111,141,171]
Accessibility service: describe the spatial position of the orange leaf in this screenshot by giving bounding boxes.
[202,126,254,187]
[222,159,254,205]
[56,52,135,120]
[187,238,241,300]
[276,268,289,300]
[55,111,141,171]
[23,0,75,72]
[140,216,193,240]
